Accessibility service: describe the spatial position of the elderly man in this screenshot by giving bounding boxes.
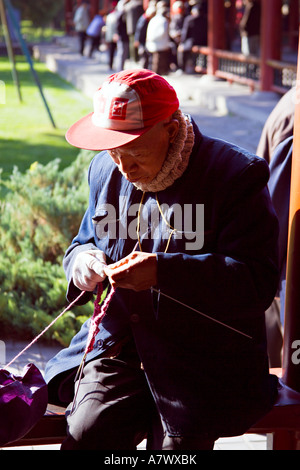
[45,69,279,450]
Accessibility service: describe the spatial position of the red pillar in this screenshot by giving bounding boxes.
[91,0,99,17]
[65,0,73,34]
[282,27,300,394]
[289,0,299,51]
[207,0,225,75]
[260,0,282,91]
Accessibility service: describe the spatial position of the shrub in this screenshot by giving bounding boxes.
[0,150,96,346]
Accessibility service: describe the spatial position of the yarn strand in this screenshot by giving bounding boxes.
[4,290,86,369]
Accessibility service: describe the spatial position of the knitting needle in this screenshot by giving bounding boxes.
[151,287,253,340]
[71,351,87,414]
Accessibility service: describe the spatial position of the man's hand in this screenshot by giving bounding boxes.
[72,249,107,291]
[104,252,157,291]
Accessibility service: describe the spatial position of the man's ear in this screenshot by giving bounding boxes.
[165,118,179,143]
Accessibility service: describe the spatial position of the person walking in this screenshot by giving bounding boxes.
[86,10,105,58]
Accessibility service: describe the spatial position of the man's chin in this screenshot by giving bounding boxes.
[118,169,153,190]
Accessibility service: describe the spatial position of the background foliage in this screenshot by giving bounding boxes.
[0,149,96,346]
[0,3,96,347]
[11,0,65,28]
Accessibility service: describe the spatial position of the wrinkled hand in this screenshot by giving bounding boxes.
[72,249,107,291]
[104,252,157,291]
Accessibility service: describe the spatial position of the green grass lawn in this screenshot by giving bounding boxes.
[0,55,92,179]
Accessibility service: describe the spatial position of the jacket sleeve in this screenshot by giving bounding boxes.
[62,156,105,305]
[156,158,279,319]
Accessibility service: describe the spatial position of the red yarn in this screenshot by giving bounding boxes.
[72,284,117,413]
[85,284,116,354]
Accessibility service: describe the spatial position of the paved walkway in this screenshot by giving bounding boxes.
[1,36,283,450]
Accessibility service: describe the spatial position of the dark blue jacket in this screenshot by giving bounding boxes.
[45,118,279,438]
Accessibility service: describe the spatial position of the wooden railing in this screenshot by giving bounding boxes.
[193,47,297,94]
[268,59,297,94]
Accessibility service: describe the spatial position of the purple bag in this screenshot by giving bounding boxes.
[0,363,48,446]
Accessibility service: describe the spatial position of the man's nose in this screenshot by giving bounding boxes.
[118,156,137,174]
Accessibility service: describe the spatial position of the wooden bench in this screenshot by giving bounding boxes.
[2,368,300,450]
[247,368,300,450]
[2,404,66,448]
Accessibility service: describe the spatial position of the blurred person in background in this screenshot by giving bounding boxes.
[124,0,145,62]
[239,0,261,56]
[73,0,90,56]
[169,1,186,71]
[115,0,130,71]
[86,10,105,58]
[134,2,157,69]
[177,0,208,73]
[146,2,171,75]
[104,0,119,70]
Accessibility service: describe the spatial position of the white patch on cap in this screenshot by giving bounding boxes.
[91,81,144,130]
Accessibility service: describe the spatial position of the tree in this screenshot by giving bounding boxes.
[11,0,65,28]
[0,150,96,346]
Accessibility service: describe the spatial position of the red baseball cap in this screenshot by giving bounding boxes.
[66,69,179,151]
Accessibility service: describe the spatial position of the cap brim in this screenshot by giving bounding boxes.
[66,112,151,151]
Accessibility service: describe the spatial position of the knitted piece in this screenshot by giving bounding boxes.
[85,284,116,354]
